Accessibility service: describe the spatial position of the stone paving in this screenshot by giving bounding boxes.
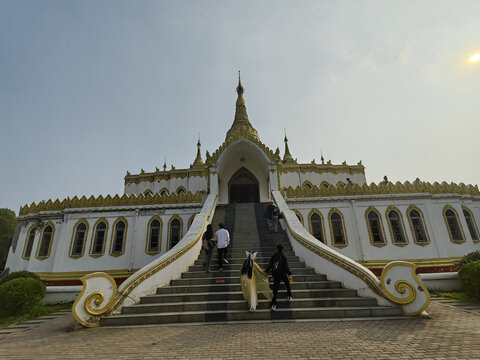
[0,302,479,360]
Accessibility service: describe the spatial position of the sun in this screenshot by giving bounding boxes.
[469,53,480,63]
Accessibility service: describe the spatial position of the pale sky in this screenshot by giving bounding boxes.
[1,0,480,215]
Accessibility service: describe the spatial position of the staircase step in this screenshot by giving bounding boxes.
[101,306,403,326]
[183,267,315,278]
[123,297,379,314]
[171,274,329,286]
[141,288,359,304]
[157,281,343,294]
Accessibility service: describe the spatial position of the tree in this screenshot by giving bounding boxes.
[0,209,16,270]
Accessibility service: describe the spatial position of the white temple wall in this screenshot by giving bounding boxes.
[279,171,367,189]
[289,196,480,263]
[123,176,207,196]
[7,206,201,275]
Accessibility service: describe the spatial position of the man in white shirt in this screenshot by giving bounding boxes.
[215,223,230,272]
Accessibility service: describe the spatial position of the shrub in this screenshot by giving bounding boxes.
[458,260,480,300]
[0,278,46,316]
[457,250,480,270]
[0,270,40,285]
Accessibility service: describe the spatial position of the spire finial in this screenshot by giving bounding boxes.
[192,133,204,168]
[282,130,295,164]
[197,132,201,147]
[236,70,244,96]
[163,156,167,172]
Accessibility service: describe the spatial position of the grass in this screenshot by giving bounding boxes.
[0,302,72,329]
[434,291,480,304]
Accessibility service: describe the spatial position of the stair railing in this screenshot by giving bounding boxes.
[72,194,218,327]
[272,191,430,316]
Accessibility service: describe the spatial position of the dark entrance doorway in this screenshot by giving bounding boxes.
[229,167,260,203]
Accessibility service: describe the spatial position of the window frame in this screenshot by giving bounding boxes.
[385,206,409,247]
[176,186,186,195]
[146,216,163,255]
[364,206,387,247]
[22,224,38,260]
[406,205,430,246]
[442,205,465,244]
[109,217,128,257]
[461,205,480,243]
[168,215,183,250]
[292,209,304,226]
[328,208,348,248]
[89,218,109,258]
[69,219,89,259]
[308,209,326,244]
[36,222,55,260]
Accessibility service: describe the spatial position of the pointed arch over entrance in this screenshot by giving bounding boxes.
[229,167,260,203]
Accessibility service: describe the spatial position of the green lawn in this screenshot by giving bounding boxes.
[434,291,480,304]
[0,302,72,329]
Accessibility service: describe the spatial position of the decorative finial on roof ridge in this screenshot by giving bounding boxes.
[236,70,244,96]
[192,134,204,168]
[282,129,295,164]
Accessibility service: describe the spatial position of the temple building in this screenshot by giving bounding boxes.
[5,76,480,288]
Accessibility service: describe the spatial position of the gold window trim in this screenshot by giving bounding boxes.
[302,180,313,189]
[307,208,326,244]
[292,209,304,225]
[406,205,430,246]
[35,221,56,260]
[385,206,409,247]
[89,218,109,258]
[187,214,196,230]
[167,214,184,250]
[158,187,169,196]
[442,205,465,244]
[109,217,128,257]
[68,219,90,259]
[364,206,387,248]
[461,205,480,243]
[328,208,348,248]
[176,186,187,195]
[22,224,37,260]
[145,215,163,255]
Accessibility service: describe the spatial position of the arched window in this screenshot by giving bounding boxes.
[387,208,407,245]
[168,216,183,250]
[308,210,324,243]
[293,210,304,225]
[407,207,429,245]
[329,209,347,247]
[188,214,196,230]
[143,189,153,196]
[70,221,88,257]
[37,224,54,259]
[159,188,169,196]
[23,225,37,259]
[320,181,330,189]
[302,181,313,190]
[366,208,385,246]
[462,207,479,241]
[91,219,108,256]
[176,187,186,195]
[443,206,464,242]
[146,217,162,254]
[110,219,127,256]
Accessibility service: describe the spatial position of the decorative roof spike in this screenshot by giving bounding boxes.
[282,132,296,164]
[226,72,259,142]
[163,157,167,172]
[192,135,204,168]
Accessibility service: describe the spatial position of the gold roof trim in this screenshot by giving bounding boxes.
[19,192,204,216]
[279,163,365,175]
[125,169,207,185]
[283,180,480,198]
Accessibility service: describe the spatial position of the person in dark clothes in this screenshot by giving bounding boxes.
[265,244,292,311]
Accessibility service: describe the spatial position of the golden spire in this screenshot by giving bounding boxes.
[225,72,259,142]
[282,132,295,164]
[192,135,204,168]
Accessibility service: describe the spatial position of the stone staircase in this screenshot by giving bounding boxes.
[101,203,403,326]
